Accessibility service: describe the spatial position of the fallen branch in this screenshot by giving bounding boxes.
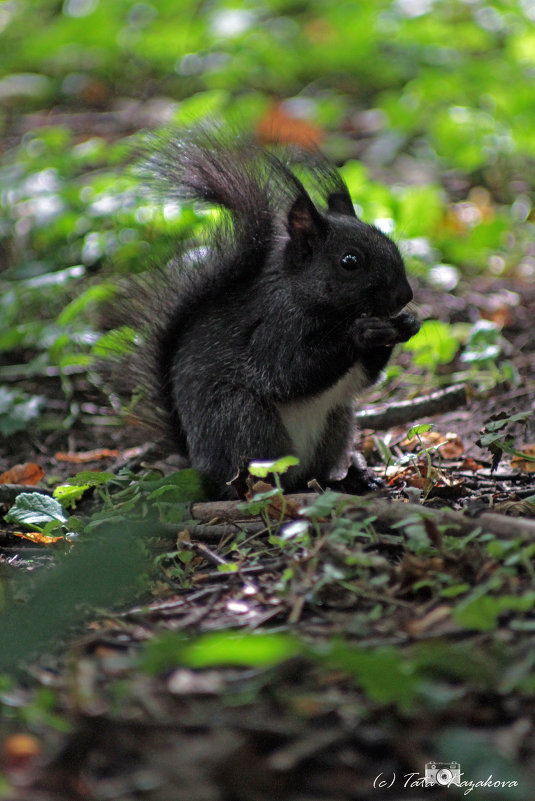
[348,496,535,540]
[355,384,467,430]
[0,484,54,504]
[190,492,535,541]
[190,522,267,541]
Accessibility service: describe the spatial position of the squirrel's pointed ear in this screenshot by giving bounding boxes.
[327,191,357,218]
[288,196,326,240]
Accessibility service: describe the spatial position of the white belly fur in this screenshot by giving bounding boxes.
[277,364,369,470]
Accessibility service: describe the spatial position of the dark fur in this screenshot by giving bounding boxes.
[126,126,420,497]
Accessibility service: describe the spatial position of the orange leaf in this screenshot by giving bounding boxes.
[247,481,301,520]
[2,733,42,761]
[460,457,484,472]
[482,306,512,328]
[256,102,324,149]
[401,431,464,459]
[386,463,427,489]
[11,530,65,546]
[438,434,465,460]
[55,448,119,463]
[511,446,535,473]
[0,463,44,485]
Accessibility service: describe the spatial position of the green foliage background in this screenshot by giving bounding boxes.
[1,0,534,400]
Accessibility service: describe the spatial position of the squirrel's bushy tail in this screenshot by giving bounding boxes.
[103,127,280,441]
[139,124,356,249]
[141,125,279,244]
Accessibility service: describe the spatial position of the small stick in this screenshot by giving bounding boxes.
[355,384,467,430]
[183,541,229,568]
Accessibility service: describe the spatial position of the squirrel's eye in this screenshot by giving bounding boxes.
[340,252,360,270]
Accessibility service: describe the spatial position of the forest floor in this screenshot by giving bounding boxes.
[1,273,535,801]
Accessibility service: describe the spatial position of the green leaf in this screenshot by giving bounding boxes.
[5,493,67,532]
[407,423,434,439]
[63,471,115,487]
[142,631,301,674]
[461,319,502,364]
[171,90,229,125]
[217,563,239,573]
[454,593,535,632]
[300,490,348,519]
[239,487,282,516]
[146,469,208,504]
[248,455,299,477]
[403,320,459,369]
[339,160,370,196]
[323,643,420,713]
[183,632,301,668]
[22,266,85,290]
[53,484,89,508]
[0,525,147,672]
[396,184,444,237]
[440,583,470,598]
[0,387,44,435]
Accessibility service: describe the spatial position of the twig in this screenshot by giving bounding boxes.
[355,383,467,430]
[184,541,229,568]
[192,522,267,541]
[192,558,286,584]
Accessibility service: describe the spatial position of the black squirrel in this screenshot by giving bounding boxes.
[128,126,420,497]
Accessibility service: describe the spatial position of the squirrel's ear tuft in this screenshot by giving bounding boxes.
[288,196,326,240]
[327,191,357,218]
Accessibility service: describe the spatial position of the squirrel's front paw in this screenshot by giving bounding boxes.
[352,317,401,349]
[353,313,420,349]
[390,311,420,342]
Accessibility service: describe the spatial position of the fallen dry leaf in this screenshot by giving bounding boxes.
[437,434,465,460]
[406,605,452,636]
[11,530,65,546]
[394,553,444,588]
[0,462,44,485]
[304,18,335,45]
[55,448,119,463]
[402,430,465,459]
[386,462,426,488]
[177,529,192,546]
[482,305,512,328]
[493,499,535,518]
[460,456,484,472]
[248,481,301,521]
[3,733,42,758]
[511,445,535,473]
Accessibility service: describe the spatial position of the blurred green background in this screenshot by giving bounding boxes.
[0,0,533,431]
